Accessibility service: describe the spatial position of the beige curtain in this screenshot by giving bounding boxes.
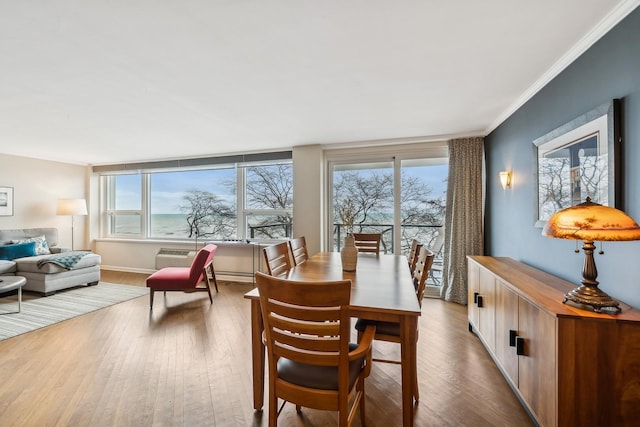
[440,137,484,305]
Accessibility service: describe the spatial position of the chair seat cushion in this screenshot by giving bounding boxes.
[146,267,193,290]
[277,343,364,391]
[355,318,400,337]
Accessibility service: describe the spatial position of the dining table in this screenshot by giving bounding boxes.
[244,251,422,427]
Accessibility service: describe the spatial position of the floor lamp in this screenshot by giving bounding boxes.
[56,198,88,250]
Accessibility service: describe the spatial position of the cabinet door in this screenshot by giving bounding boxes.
[494,281,519,386]
[518,298,557,427]
[477,269,496,351]
[467,261,480,330]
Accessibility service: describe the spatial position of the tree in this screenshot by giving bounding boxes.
[400,174,446,253]
[181,189,235,247]
[245,164,293,238]
[333,169,445,253]
[333,171,393,231]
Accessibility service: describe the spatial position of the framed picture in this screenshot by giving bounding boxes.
[533,99,620,227]
[0,186,14,216]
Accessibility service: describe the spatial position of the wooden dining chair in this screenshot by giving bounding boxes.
[352,233,381,254]
[288,236,309,266]
[146,244,218,310]
[262,242,292,277]
[255,271,376,427]
[354,246,434,403]
[407,239,423,275]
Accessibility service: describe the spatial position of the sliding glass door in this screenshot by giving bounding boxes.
[328,144,448,255]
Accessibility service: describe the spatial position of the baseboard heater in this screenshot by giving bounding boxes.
[155,248,197,269]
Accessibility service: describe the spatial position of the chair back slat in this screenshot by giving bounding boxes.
[263,242,292,276]
[256,272,351,368]
[413,247,435,304]
[352,233,381,254]
[408,239,423,274]
[289,236,309,266]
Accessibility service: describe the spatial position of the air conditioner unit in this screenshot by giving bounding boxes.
[155,248,197,269]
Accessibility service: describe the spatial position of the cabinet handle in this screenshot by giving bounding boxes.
[516,336,525,356]
[477,295,484,308]
[509,330,517,347]
[473,292,479,304]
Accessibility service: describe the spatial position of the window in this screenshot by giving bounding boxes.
[100,157,292,241]
[332,161,394,251]
[244,164,293,239]
[400,159,447,256]
[104,174,142,236]
[328,143,448,255]
[149,168,236,240]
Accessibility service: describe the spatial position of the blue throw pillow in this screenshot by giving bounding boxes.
[0,241,37,260]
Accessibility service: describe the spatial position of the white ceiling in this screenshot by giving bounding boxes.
[1,1,637,166]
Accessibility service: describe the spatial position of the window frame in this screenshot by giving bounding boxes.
[99,158,293,242]
[325,141,448,254]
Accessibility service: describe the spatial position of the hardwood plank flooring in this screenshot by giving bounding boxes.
[0,270,533,426]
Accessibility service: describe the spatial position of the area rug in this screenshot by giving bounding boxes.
[0,282,148,341]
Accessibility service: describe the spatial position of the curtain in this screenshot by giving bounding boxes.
[440,137,484,305]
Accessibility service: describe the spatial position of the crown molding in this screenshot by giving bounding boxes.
[486,0,640,135]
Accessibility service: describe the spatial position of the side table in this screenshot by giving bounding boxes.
[0,276,27,314]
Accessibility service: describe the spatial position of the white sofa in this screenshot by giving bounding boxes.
[0,228,101,296]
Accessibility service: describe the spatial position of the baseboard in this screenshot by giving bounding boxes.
[100,265,155,275]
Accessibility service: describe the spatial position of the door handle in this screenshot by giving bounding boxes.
[477,295,484,308]
[509,330,517,347]
[516,336,525,356]
[474,292,479,304]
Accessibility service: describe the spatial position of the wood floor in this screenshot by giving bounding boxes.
[0,270,533,426]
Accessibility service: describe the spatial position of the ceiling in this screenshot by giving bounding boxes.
[1,1,637,166]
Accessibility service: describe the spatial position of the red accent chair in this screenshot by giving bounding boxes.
[146,244,218,310]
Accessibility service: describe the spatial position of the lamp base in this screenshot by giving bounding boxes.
[563,285,621,314]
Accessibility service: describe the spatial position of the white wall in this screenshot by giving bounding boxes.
[95,239,268,282]
[292,144,323,255]
[0,153,88,248]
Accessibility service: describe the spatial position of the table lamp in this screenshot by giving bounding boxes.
[542,197,640,313]
[56,198,88,250]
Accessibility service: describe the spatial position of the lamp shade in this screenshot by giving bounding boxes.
[499,171,511,189]
[56,198,88,216]
[542,197,640,242]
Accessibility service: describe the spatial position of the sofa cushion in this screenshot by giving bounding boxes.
[0,228,59,247]
[15,252,101,274]
[11,235,51,255]
[0,260,17,274]
[0,242,37,260]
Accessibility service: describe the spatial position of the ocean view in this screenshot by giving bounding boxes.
[115,214,195,238]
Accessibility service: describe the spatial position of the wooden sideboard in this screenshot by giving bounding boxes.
[467,256,640,427]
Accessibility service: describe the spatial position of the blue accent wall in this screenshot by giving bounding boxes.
[485,7,640,308]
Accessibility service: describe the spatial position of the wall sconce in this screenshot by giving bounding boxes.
[499,171,512,190]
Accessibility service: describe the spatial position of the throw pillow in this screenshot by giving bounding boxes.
[11,235,51,255]
[0,242,37,260]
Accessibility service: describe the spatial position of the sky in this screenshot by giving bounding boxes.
[114,163,448,214]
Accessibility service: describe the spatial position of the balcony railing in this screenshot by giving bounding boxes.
[334,223,443,255]
[247,222,444,257]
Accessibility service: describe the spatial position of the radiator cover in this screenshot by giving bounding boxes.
[155,248,197,269]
